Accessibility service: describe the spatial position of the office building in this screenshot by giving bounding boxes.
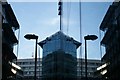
[2,2,22,80]
[38,31,81,80]
[17,58,101,80]
[0,1,2,80]
[17,58,42,80]
[100,1,120,80]
[77,59,101,80]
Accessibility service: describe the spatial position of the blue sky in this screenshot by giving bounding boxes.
[8,1,112,59]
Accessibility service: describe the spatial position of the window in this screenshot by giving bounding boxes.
[29,62,32,64]
[22,62,25,65]
[26,72,29,75]
[30,71,34,75]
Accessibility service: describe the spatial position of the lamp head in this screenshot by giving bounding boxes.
[24,34,38,40]
[84,35,98,40]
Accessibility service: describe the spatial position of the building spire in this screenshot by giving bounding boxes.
[58,0,63,32]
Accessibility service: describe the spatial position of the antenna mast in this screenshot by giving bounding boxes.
[58,0,63,32]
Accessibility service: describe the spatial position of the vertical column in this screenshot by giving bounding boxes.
[58,0,63,32]
[0,1,2,80]
[34,38,38,80]
[85,39,87,80]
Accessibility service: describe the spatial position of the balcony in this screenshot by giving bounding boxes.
[100,5,116,31]
[2,43,17,60]
[2,23,18,45]
[101,24,116,46]
[2,3,19,30]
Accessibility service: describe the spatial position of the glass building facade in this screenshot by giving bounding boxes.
[38,31,81,80]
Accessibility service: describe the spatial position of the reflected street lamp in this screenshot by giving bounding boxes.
[84,35,98,80]
[24,34,38,80]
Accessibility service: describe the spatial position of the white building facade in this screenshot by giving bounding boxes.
[77,59,101,79]
[17,58,42,80]
[17,58,101,80]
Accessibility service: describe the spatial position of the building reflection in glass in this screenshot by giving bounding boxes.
[38,31,81,80]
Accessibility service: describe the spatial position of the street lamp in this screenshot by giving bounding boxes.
[24,34,38,80]
[84,35,98,80]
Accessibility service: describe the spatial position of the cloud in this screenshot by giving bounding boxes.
[37,16,77,28]
[37,17,59,27]
[62,18,76,26]
[50,17,76,26]
[50,17,60,25]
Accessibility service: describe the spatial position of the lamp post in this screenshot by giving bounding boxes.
[84,35,98,80]
[24,34,38,80]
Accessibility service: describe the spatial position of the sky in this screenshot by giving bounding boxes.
[7,1,112,59]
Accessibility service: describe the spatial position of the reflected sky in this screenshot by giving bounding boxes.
[8,1,112,59]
